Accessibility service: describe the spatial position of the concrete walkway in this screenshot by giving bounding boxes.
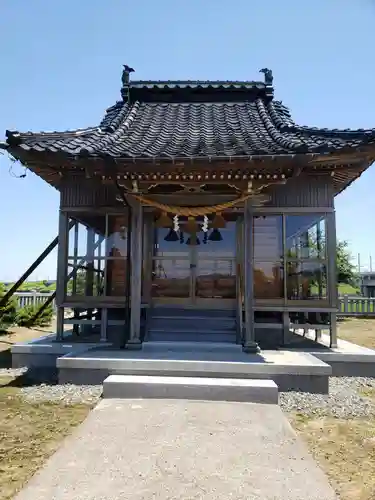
[15,400,337,500]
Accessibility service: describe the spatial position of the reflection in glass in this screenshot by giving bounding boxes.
[66,259,104,297]
[286,262,327,300]
[151,258,191,298]
[195,259,236,299]
[68,215,106,258]
[105,258,129,296]
[285,215,326,259]
[154,228,190,258]
[253,216,283,261]
[253,262,284,299]
[197,222,236,256]
[106,215,128,258]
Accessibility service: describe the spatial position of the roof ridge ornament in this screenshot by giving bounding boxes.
[122,64,135,86]
[259,68,273,86]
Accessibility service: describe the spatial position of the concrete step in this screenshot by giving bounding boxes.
[151,308,236,318]
[148,331,237,343]
[149,317,236,331]
[142,341,242,353]
[102,374,279,404]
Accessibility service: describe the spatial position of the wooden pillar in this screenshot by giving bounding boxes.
[243,200,259,353]
[84,228,95,334]
[55,210,68,341]
[100,307,108,342]
[327,210,338,348]
[127,201,143,348]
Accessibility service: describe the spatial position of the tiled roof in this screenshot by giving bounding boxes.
[3,78,375,160]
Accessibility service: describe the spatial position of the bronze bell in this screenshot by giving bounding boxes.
[164,228,179,242]
[208,228,223,241]
[186,234,200,246]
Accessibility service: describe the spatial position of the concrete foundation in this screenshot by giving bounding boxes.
[289,331,375,377]
[11,334,110,369]
[11,334,375,396]
[102,375,279,404]
[57,346,331,393]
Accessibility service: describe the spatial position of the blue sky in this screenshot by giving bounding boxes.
[0,0,375,281]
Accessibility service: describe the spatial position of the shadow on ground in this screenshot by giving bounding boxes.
[0,348,12,368]
[0,368,58,388]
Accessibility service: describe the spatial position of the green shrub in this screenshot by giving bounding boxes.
[16,303,53,328]
[0,283,17,330]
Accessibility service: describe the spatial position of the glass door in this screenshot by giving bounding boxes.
[151,227,195,304]
[151,220,238,308]
[194,221,237,308]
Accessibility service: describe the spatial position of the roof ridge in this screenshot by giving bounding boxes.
[130,79,265,84]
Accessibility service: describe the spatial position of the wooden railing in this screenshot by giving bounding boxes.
[14,292,56,311]
[11,292,375,318]
[338,295,375,316]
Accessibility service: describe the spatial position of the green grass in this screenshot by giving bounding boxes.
[338,283,360,296]
[1,281,56,293]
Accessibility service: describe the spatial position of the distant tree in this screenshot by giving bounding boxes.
[15,303,53,328]
[336,240,357,285]
[0,283,17,330]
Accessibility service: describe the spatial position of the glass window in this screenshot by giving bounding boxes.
[105,258,129,297]
[66,213,131,300]
[286,262,327,300]
[254,262,284,299]
[197,221,236,256]
[154,228,190,258]
[253,216,283,261]
[66,259,104,297]
[106,215,128,258]
[285,215,326,260]
[68,215,106,259]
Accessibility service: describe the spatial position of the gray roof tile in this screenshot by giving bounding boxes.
[4,80,375,160]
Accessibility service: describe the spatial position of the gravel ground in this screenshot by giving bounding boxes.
[2,367,375,416]
[280,377,375,418]
[0,367,28,378]
[20,384,103,405]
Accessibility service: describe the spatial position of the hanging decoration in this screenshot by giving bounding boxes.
[208,228,223,242]
[129,192,251,217]
[155,211,173,228]
[202,215,209,244]
[211,212,226,229]
[164,215,180,242]
[182,216,200,246]
[173,215,180,232]
[164,228,179,242]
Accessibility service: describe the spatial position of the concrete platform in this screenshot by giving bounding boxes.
[57,344,331,393]
[103,375,279,404]
[289,331,375,377]
[14,399,337,500]
[11,333,110,368]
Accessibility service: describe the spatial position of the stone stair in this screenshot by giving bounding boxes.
[146,307,238,344]
[102,374,279,404]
